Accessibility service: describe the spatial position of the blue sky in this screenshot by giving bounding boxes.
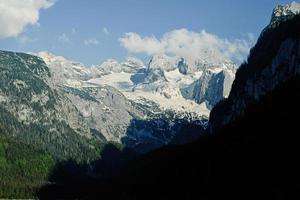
[0,0,294,66]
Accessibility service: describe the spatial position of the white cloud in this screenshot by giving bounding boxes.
[84,38,99,46]
[102,27,110,36]
[0,0,56,39]
[119,32,164,55]
[119,29,254,63]
[71,28,76,34]
[58,33,71,44]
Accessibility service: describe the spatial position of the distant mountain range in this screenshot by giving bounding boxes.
[0,31,237,159]
[35,49,236,114]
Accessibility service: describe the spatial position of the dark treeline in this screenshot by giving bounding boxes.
[0,132,55,198]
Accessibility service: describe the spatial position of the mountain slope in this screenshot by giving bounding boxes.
[38,70,300,200]
[210,12,300,132]
[115,8,300,199]
[32,49,235,151]
[36,5,300,199]
[88,54,236,113]
[0,49,210,160]
[0,51,104,161]
[0,131,54,199]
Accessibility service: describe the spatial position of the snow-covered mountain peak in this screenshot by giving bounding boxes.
[92,58,120,72]
[91,57,145,76]
[274,1,300,16]
[148,54,177,72]
[33,50,237,118]
[36,51,87,69]
[97,59,120,69]
[270,1,300,26]
[289,1,300,12]
[121,57,145,73]
[123,57,145,67]
[35,51,91,85]
[35,51,66,64]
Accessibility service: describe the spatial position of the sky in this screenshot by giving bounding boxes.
[0,0,295,66]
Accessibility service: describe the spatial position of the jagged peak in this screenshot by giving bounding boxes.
[91,59,119,71]
[270,1,300,27]
[274,1,300,14]
[92,58,144,74]
[35,51,66,64]
[102,58,119,64]
[148,54,178,72]
[122,57,144,66]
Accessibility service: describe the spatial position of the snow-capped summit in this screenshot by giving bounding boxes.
[34,50,237,118]
[270,1,300,27]
[148,55,177,72]
[121,57,145,73]
[144,55,176,83]
[91,57,145,77]
[35,51,65,64]
[91,59,121,77]
[28,49,239,151]
[35,51,91,86]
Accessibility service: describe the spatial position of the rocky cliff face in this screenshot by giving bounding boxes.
[131,54,237,112]
[209,3,300,132]
[181,65,235,109]
[0,51,102,161]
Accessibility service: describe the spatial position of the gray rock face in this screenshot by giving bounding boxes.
[0,51,101,161]
[60,85,134,142]
[140,54,237,110]
[145,55,176,82]
[194,70,226,109]
[145,67,167,82]
[177,58,189,74]
[244,39,300,100]
[181,67,235,109]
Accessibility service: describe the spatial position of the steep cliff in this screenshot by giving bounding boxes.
[210,9,300,132]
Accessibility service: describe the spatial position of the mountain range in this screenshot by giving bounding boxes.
[36,2,300,199]
[0,34,237,158]
[1,1,300,199]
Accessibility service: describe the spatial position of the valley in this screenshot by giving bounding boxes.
[1,1,300,199]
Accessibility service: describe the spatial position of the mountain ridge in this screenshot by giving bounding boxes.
[1,49,213,160]
[210,11,300,132]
